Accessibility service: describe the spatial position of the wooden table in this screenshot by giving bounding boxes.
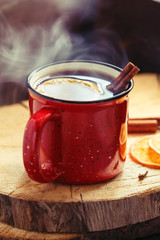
[0,74,160,239]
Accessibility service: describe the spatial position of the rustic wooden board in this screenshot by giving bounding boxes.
[1,217,160,240]
[0,221,82,240]
[0,99,160,236]
[0,74,160,239]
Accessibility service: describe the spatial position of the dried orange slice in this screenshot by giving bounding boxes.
[129,136,160,168]
[149,135,160,155]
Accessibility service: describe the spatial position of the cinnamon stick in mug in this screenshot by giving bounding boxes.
[107,62,140,93]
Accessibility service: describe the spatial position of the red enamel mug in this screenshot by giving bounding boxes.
[23,61,133,184]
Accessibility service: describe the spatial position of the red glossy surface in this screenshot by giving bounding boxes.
[23,91,129,184]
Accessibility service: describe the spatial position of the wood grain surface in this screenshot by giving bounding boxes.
[129,73,160,121]
[1,217,160,240]
[0,74,160,239]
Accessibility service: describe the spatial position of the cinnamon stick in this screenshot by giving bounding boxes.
[107,62,140,93]
[128,119,158,133]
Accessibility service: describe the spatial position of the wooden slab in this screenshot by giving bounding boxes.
[1,217,160,240]
[0,221,82,240]
[0,100,160,237]
[129,73,160,121]
[1,74,160,239]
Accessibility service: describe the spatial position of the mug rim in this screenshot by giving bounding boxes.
[27,60,134,104]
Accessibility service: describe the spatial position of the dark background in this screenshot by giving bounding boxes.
[0,0,160,105]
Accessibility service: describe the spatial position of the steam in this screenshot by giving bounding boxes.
[0,0,128,104]
[0,21,127,81]
[0,17,74,83]
[0,21,96,85]
[93,28,128,68]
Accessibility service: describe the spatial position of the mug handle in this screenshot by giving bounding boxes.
[23,107,61,183]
